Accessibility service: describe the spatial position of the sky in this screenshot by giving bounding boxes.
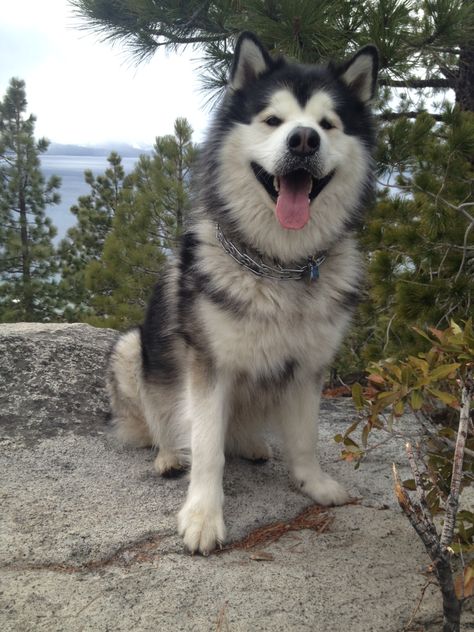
[1,0,209,147]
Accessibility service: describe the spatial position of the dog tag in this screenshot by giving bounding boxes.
[305,259,320,283]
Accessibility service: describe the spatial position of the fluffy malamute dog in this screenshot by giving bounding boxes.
[108,33,378,554]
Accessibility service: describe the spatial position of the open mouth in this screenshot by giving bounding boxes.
[251,162,335,230]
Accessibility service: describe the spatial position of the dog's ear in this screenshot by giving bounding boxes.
[338,46,379,103]
[230,32,273,90]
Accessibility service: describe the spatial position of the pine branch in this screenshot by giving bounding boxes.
[146,30,229,46]
[179,1,212,31]
[379,78,455,89]
[378,111,444,121]
[375,178,474,225]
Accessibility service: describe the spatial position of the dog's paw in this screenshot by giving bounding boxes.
[240,440,272,463]
[154,450,187,477]
[298,472,350,506]
[177,501,226,555]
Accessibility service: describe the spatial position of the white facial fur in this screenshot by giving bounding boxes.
[245,90,340,177]
[217,88,371,262]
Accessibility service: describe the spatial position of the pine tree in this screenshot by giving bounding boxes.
[0,78,61,322]
[365,108,473,357]
[58,151,127,320]
[154,118,196,238]
[84,118,197,329]
[71,0,473,109]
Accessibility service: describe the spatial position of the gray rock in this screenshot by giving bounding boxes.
[0,322,117,446]
[1,323,471,631]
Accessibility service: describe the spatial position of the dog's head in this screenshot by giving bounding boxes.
[201,33,378,260]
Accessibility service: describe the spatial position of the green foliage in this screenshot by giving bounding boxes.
[58,151,127,320]
[0,78,61,322]
[71,0,474,101]
[363,107,474,362]
[80,118,197,329]
[339,321,473,568]
[57,118,197,328]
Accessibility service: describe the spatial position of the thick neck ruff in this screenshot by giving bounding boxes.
[216,224,327,282]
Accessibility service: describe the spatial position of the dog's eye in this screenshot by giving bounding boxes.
[320,118,335,130]
[265,116,282,127]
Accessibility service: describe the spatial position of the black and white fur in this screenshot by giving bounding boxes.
[108,33,378,554]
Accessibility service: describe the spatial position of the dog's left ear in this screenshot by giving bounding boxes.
[338,46,379,103]
[230,32,273,91]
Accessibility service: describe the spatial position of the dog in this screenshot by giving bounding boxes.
[108,32,378,554]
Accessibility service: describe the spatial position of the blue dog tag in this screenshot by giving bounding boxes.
[305,258,320,283]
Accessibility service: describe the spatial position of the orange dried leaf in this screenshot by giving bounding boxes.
[368,373,385,385]
[363,386,378,399]
[428,327,445,342]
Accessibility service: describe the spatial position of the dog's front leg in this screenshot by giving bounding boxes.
[177,368,229,555]
[278,377,349,506]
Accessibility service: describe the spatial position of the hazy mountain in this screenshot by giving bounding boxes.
[47,142,153,158]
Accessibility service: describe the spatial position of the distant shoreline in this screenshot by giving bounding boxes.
[46,142,153,158]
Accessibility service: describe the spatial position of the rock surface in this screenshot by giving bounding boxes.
[0,323,471,631]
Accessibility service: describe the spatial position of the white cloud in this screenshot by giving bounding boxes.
[1,0,211,146]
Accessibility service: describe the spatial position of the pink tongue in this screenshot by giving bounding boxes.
[275,172,312,230]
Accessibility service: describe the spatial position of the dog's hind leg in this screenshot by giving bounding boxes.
[108,328,153,448]
[108,328,190,475]
[141,383,190,477]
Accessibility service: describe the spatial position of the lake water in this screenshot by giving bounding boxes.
[40,154,139,241]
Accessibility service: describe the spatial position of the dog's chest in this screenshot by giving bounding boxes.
[198,278,347,375]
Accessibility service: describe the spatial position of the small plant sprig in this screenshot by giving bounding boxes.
[336,320,473,632]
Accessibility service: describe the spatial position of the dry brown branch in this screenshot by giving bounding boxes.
[441,382,473,548]
[405,443,437,532]
[402,579,437,632]
[392,462,439,552]
[392,386,474,632]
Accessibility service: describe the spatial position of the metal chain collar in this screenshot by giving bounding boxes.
[215,224,327,283]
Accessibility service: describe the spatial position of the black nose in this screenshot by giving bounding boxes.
[287,126,320,156]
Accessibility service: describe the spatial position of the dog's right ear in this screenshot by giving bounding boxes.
[230,32,273,91]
